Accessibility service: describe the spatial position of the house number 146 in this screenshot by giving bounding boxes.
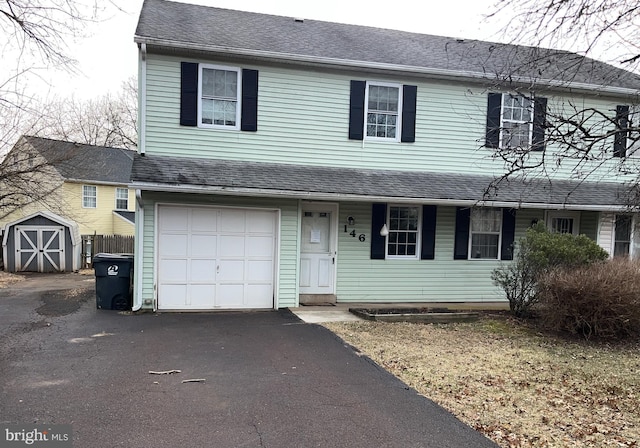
[344,226,366,242]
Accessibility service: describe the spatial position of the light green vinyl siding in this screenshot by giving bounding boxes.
[579,211,599,240]
[142,53,634,184]
[136,192,299,309]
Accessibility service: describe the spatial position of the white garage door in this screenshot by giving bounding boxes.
[157,205,277,310]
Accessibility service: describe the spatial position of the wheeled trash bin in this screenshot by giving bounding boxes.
[93,253,134,310]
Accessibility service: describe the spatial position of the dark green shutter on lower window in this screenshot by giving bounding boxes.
[500,208,517,260]
[370,203,387,259]
[180,62,198,127]
[420,205,436,260]
[349,80,366,140]
[454,207,471,260]
[241,69,258,131]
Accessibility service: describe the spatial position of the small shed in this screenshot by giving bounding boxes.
[2,211,81,273]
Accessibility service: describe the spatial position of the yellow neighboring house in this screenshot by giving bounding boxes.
[0,136,135,236]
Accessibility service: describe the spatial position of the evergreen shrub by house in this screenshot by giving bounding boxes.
[492,223,608,317]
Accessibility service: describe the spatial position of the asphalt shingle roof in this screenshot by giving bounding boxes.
[131,154,632,207]
[135,0,640,91]
[23,136,134,184]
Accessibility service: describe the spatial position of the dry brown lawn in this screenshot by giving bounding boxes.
[324,315,639,447]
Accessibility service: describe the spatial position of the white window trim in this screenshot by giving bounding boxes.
[626,106,640,158]
[82,185,97,209]
[385,204,421,260]
[498,93,534,149]
[197,63,242,130]
[546,210,580,235]
[468,208,503,260]
[364,81,402,142]
[115,188,129,211]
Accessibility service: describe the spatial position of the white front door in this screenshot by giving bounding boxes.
[15,226,65,272]
[299,204,337,294]
[157,205,277,310]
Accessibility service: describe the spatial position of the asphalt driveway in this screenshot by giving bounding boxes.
[0,275,497,447]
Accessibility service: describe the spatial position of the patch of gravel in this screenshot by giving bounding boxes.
[0,271,25,288]
[324,317,640,447]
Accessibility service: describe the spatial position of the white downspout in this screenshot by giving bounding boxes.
[132,189,144,311]
[139,43,147,155]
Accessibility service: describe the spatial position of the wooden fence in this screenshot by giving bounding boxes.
[82,234,135,268]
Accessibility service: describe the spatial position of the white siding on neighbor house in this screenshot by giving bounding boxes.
[137,192,299,309]
[142,53,634,183]
[334,203,545,303]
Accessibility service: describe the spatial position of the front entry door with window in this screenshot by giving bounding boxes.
[299,205,337,294]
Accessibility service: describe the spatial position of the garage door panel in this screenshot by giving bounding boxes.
[246,285,273,308]
[159,284,188,308]
[159,259,188,282]
[247,260,273,282]
[219,210,246,232]
[247,211,275,233]
[218,260,244,282]
[190,259,216,282]
[191,235,217,257]
[189,285,216,308]
[160,234,188,257]
[217,284,245,308]
[219,235,245,257]
[246,235,274,257]
[160,208,189,231]
[192,208,218,232]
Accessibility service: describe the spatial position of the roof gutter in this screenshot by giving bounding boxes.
[128,181,627,212]
[134,36,640,97]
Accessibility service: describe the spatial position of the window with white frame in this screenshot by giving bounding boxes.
[115,188,129,210]
[366,83,401,140]
[500,94,533,148]
[469,208,502,259]
[82,185,97,208]
[387,205,420,258]
[547,211,580,235]
[614,214,632,257]
[199,64,241,129]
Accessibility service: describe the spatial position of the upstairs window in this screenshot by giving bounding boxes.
[199,65,241,129]
[115,188,129,210]
[82,185,97,209]
[486,92,547,151]
[366,83,401,140]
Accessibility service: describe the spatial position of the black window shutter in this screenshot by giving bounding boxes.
[485,93,502,149]
[420,205,436,260]
[371,203,387,259]
[500,208,517,260]
[532,97,547,152]
[241,69,259,132]
[614,105,630,158]
[349,80,366,140]
[401,85,417,143]
[454,207,471,260]
[180,62,199,127]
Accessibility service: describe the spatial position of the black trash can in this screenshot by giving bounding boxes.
[93,253,134,310]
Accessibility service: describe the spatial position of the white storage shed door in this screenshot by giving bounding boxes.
[157,206,277,310]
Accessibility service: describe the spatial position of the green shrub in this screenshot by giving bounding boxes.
[492,223,608,317]
[537,258,640,340]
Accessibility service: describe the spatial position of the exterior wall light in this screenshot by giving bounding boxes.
[347,216,355,226]
[380,223,389,236]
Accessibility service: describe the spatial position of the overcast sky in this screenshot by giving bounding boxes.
[38,0,508,99]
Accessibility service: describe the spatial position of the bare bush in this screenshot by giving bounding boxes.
[538,258,640,340]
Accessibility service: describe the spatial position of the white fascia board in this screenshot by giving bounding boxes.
[134,36,640,98]
[128,181,626,212]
